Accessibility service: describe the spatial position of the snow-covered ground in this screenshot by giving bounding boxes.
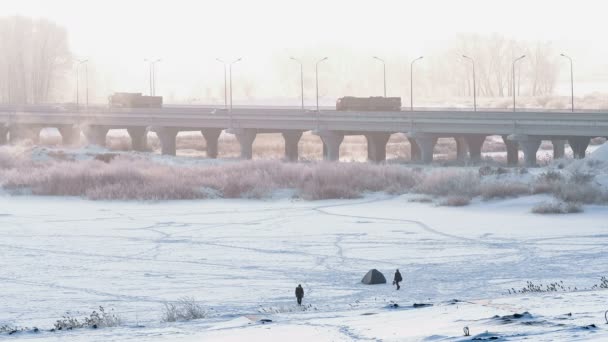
[1,193,607,341]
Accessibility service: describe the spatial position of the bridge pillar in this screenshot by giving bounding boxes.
[502,135,519,166]
[409,133,438,164]
[551,139,566,160]
[408,138,421,162]
[83,125,109,146]
[282,130,302,162]
[235,128,257,159]
[127,127,148,151]
[9,125,40,144]
[0,125,8,145]
[455,137,468,162]
[365,132,391,162]
[318,131,344,161]
[154,127,179,156]
[568,137,590,159]
[464,134,487,163]
[509,134,541,167]
[58,125,81,145]
[202,128,222,159]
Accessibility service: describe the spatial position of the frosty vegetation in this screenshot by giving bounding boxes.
[1,145,607,213]
[161,297,208,322]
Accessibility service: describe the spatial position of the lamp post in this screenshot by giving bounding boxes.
[373,56,387,97]
[512,55,526,112]
[462,55,476,111]
[75,59,88,109]
[290,57,304,109]
[315,57,328,111]
[229,58,242,111]
[216,58,228,109]
[145,59,161,96]
[560,53,574,112]
[410,56,423,111]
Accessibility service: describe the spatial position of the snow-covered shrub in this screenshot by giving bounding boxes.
[532,201,582,214]
[553,182,606,204]
[480,182,530,200]
[161,297,208,322]
[414,170,480,197]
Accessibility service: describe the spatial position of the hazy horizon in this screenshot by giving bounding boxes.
[3,0,608,104]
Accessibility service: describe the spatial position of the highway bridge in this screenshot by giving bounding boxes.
[1,105,607,166]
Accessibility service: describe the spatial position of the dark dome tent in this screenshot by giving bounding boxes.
[361,269,386,285]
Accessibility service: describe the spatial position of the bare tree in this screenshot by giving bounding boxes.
[0,16,72,104]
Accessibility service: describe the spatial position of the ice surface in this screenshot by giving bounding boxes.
[1,194,607,340]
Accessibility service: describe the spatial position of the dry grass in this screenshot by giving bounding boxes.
[0,152,423,200]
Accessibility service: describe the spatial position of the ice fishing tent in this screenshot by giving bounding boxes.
[361,269,386,285]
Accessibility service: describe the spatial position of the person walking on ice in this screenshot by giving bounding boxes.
[393,269,403,290]
[295,284,304,305]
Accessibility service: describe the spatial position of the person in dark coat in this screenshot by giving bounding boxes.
[393,269,403,290]
[295,284,304,305]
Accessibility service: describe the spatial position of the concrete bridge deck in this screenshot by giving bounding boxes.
[1,106,606,165]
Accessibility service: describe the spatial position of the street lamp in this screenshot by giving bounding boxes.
[216,58,228,109]
[315,57,328,111]
[462,55,476,111]
[560,53,574,112]
[229,58,242,111]
[145,58,161,96]
[410,56,423,111]
[512,55,526,112]
[75,59,88,109]
[290,57,304,110]
[373,56,387,97]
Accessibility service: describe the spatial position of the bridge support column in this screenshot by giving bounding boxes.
[408,138,421,162]
[551,139,566,160]
[83,125,109,146]
[318,131,344,161]
[282,130,302,162]
[235,128,257,159]
[502,135,519,166]
[202,128,222,159]
[154,127,179,156]
[9,125,40,144]
[127,127,148,151]
[509,134,541,167]
[0,125,8,145]
[409,133,437,164]
[58,125,81,145]
[455,137,468,162]
[568,137,590,159]
[464,134,487,164]
[365,132,391,162]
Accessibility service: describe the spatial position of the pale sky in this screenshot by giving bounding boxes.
[3,0,608,103]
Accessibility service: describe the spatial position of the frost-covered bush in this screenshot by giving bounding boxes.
[414,170,480,197]
[162,297,208,322]
[53,306,121,330]
[553,183,606,204]
[532,201,582,214]
[480,182,530,200]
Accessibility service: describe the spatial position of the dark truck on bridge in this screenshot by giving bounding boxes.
[336,96,401,111]
[109,92,163,108]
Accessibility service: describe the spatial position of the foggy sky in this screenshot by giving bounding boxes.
[3,0,608,103]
